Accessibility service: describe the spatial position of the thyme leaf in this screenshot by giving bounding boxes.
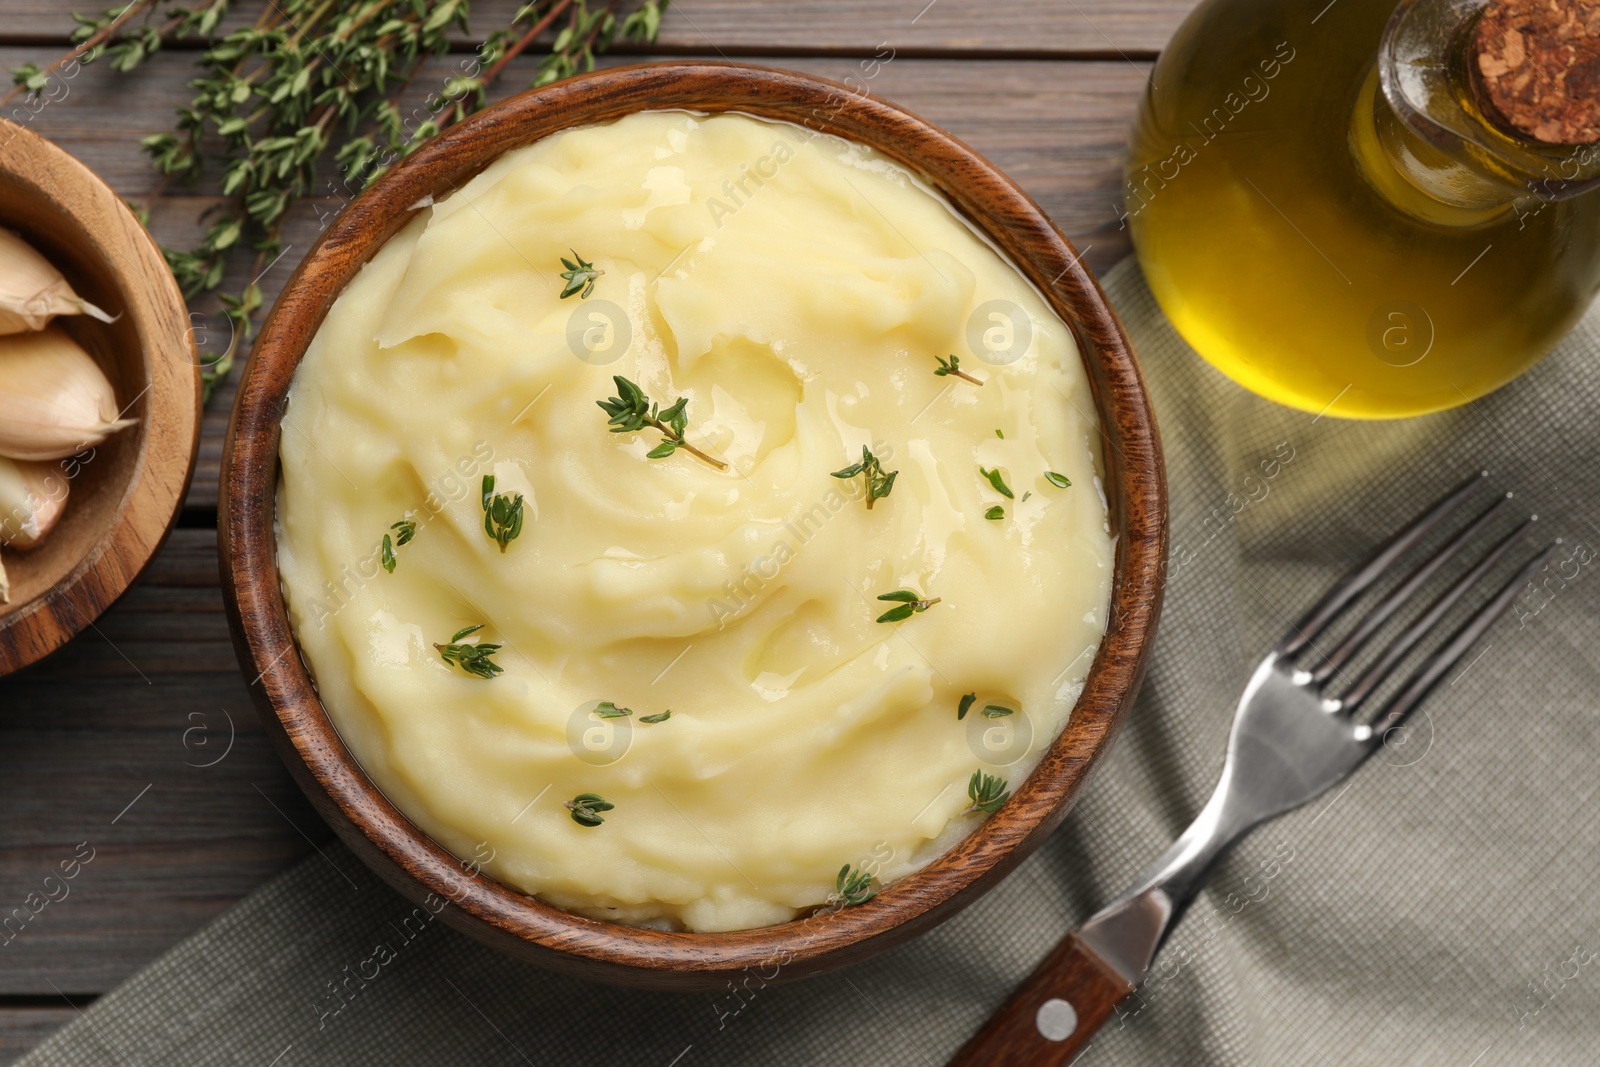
[1045,471,1073,489]
[639,710,671,724]
[381,519,416,574]
[966,770,1011,815]
[983,704,1014,719]
[979,466,1015,499]
[558,249,602,299]
[831,445,898,509]
[565,792,614,828]
[932,353,983,386]
[480,475,525,552]
[597,375,726,469]
[594,701,632,719]
[984,505,1005,520]
[957,692,977,720]
[434,624,502,679]
[875,589,940,624]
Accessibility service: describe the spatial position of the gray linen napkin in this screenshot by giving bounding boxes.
[26,258,1600,1066]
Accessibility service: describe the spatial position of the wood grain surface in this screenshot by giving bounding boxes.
[2,0,1187,53]
[0,530,323,1011]
[0,0,1178,1055]
[947,934,1135,1065]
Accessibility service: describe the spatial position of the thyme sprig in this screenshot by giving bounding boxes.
[979,466,1014,499]
[565,792,613,827]
[434,624,502,679]
[381,518,416,573]
[481,475,525,552]
[558,249,602,298]
[828,864,877,908]
[966,770,1011,815]
[9,0,668,402]
[876,589,940,624]
[933,353,983,386]
[597,375,727,469]
[831,445,897,509]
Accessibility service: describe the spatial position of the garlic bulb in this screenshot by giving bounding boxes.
[0,456,66,550]
[0,229,114,335]
[0,327,137,461]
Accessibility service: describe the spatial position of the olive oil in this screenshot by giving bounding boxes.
[1127,0,1600,418]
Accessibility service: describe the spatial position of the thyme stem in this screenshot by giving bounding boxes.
[645,415,725,469]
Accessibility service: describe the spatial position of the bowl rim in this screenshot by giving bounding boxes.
[220,60,1167,988]
[0,117,201,675]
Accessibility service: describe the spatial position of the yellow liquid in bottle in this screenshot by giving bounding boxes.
[1127,0,1600,418]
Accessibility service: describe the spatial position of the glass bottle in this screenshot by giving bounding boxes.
[1126,0,1600,418]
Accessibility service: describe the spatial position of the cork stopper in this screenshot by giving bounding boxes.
[1473,0,1600,144]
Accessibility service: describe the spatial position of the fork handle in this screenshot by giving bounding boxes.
[946,933,1133,1066]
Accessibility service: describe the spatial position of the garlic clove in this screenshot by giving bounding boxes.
[0,229,114,335]
[0,456,67,549]
[0,326,137,461]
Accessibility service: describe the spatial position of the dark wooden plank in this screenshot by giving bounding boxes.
[0,528,328,995]
[1,48,1146,229]
[0,0,1185,55]
[1,47,1144,510]
[0,1006,82,1066]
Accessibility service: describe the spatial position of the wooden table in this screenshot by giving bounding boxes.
[0,2,1186,1057]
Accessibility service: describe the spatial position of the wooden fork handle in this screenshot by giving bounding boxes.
[947,933,1134,1066]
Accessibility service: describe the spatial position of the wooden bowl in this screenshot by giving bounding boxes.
[0,119,200,675]
[220,62,1167,990]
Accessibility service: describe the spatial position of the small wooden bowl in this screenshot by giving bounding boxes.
[221,62,1167,990]
[0,119,200,675]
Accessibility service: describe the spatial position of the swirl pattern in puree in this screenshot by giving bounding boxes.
[277,111,1113,932]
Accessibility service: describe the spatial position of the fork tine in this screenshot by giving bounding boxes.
[1338,518,1534,713]
[1367,544,1556,740]
[1277,471,1487,656]
[1309,494,1511,684]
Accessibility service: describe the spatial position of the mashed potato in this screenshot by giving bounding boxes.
[277,111,1113,931]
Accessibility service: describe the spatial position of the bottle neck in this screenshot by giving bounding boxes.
[1354,0,1600,224]
[1351,64,1515,224]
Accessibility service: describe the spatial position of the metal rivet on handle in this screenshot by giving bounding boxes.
[1036,998,1078,1041]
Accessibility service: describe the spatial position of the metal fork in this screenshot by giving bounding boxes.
[949,472,1554,1066]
